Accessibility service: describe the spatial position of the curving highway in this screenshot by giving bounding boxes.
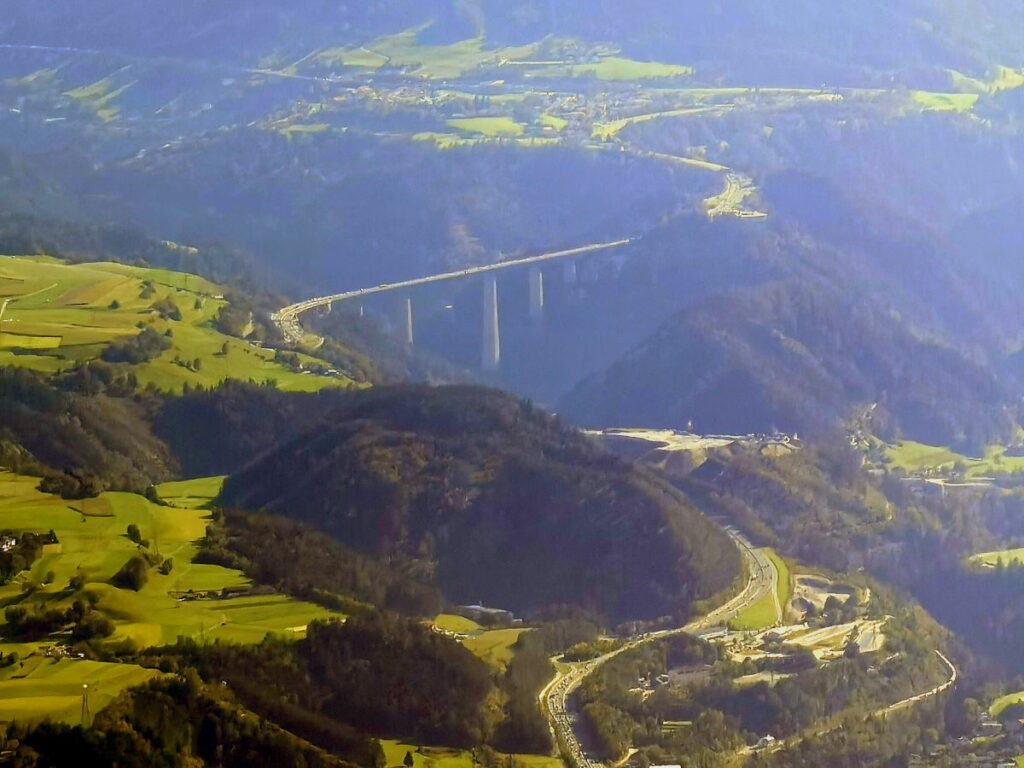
[272,239,632,343]
[539,530,778,768]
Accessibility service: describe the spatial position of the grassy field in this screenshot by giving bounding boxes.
[431,614,527,670]
[910,91,979,113]
[568,57,693,81]
[969,548,1024,569]
[591,106,717,141]
[0,255,356,393]
[279,123,331,139]
[0,469,339,654]
[447,117,525,137]
[729,549,791,631]
[885,441,1024,477]
[432,614,482,634]
[0,472,342,724]
[64,75,134,122]
[154,476,225,510]
[316,29,539,80]
[381,741,562,768]
[771,550,792,613]
[729,591,776,631]
[539,113,568,131]
[950,66,1024,95]
[991,690,1024,718]
[413,132,561,150]
[461,628,527,671]
[0,657,160,726]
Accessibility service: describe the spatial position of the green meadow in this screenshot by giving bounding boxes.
[64,75,135,122]
[316,29,539,80]
[970,548,1024,569]
[910,90,979,113]
[729,549,791,631]
[413,133,561,150]
[154,476,226,509]
[0,656,160,726]
[432,614,527,671]
[0,473,341,723]
[432,613,482,634]
[461,628,528,671]
[991,689,1024,718]
[447,116,525,137]
[381,741,562,768]
[568,57,693,81]
[885,440,1024,477]
[0,255,356,393]
[591,106,718,141]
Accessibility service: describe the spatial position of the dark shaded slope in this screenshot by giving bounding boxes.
[562,279,1012,450]
[0,368,177,493]
[219,385,739,622]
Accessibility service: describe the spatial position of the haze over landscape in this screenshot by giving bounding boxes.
[0,2,1023,766]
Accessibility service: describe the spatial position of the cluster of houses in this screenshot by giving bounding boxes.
[40,645,85,660]
[907,710,1024,767]
[453,604,518,626]
[171,586,250,602]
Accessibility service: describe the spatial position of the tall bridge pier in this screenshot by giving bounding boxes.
[482,276,500,371]
[563,260,577,284]
[528,267,544,322]
[404,297,414,346]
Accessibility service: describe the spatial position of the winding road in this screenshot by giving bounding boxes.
[538,523,958,768]
[539,529,777,768]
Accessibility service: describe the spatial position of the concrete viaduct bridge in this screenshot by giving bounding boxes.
[272,238,632,370]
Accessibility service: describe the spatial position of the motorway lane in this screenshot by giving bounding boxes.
[539,530,777,768]
[272,239,632,342]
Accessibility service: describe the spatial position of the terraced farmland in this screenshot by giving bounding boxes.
[0,472,341,723]
[0,255,357,393]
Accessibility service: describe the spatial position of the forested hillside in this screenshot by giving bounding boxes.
[0,2,1022,766]
[220,386,740,621]
[0,367,176,494]
[564,276,1014,449]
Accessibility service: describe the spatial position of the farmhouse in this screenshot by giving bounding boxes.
[454,604,515,625]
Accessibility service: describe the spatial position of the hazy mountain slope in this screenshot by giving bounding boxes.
[562,278,1013,449]
[4,0,1021,84]
[219,385,740,621]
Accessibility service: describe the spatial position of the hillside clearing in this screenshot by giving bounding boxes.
[0,658,160,726]
[461,628,528,671]
[447,116,525,136]
[886,440,1024,477]
[970,548,1024,569]
[381,740,562,768]
[0,468,341,720]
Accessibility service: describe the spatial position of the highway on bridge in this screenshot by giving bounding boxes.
[272,238,632,343]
